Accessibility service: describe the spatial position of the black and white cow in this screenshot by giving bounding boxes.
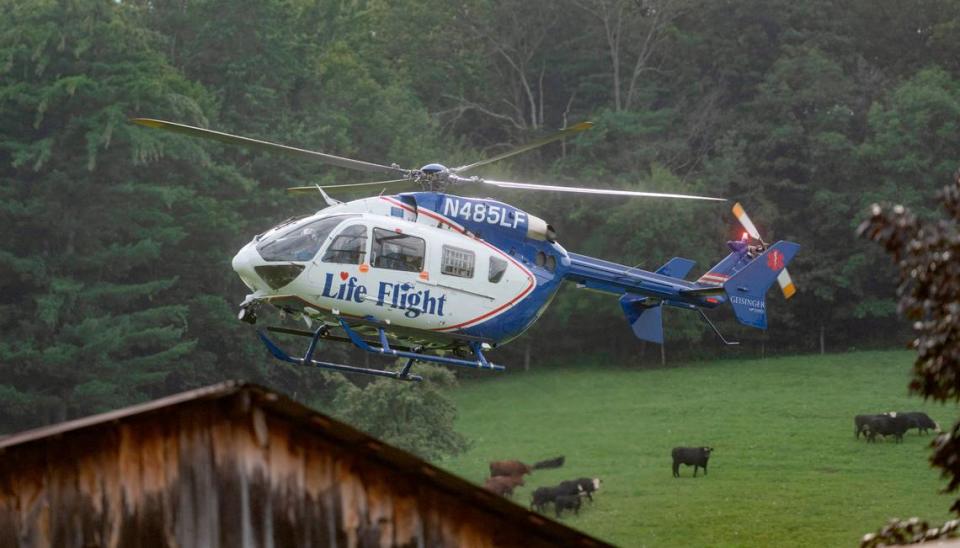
[558,478,601,502]
[671,446,713,478]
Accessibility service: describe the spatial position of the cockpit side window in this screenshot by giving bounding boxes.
[322,224,368,265]
[256,215,353,262]
[371,228,425,272]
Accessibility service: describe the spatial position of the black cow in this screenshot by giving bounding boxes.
[558,477,602,502]
[900,411,939,435]
[855,412,911,439]
[532,456,566,470]
[555,494,582,518]
[530,483,582,512]
[672,446,713,477]
[855,414,886,439]
[864,413,912,443]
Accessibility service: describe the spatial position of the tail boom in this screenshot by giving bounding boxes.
[563,239,799,342]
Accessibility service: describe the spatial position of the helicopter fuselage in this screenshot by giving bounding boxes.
[232,192,568,347]
[232,190,799,358]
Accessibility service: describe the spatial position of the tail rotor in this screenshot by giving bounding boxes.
[731,203,797,299]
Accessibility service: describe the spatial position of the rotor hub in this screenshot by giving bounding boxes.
[415,163,451,191]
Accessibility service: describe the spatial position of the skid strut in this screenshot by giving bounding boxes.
[697,309,740,346]
[257,318,505,381]
[336,318,505,372]
[258,326,424,381]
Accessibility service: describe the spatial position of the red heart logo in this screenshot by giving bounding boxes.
[340,271,349,281]
[766,250,784,271]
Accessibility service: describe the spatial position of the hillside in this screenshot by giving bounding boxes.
[439,351,955,547]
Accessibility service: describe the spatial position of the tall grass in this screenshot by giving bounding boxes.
[438,351,956,547]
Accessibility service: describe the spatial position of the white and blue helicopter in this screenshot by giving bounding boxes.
[134,119,799,382]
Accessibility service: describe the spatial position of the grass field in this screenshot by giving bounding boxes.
[436,350,956,547]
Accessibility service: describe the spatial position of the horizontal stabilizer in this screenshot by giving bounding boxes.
[655,257,696,279]
[619,294,663,344]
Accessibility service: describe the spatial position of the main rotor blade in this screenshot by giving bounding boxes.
[286,178,412,194]
[451,121,594,174]
[477,178,725,201]
[731,202,762,240]
[132,118,407,176]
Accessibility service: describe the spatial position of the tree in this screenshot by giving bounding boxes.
[858,170,960,545]
[444,0,566,132]
[571,0,688,113]
[859,68,960,212]
[0,0,218,429]
[321,365,469,461]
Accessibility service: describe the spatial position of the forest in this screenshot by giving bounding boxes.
[1,0,959,450]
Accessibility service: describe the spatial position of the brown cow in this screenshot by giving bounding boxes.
[484,475,525,497]
[489,460,533,477]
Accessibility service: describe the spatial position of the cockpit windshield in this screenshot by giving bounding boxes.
[256,214,357,262]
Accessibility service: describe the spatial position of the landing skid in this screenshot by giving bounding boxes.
[257,318,505,382]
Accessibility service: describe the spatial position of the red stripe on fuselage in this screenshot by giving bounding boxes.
[697,272,730,282]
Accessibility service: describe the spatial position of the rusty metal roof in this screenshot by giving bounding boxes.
[0,381,244,450]
[0,380,612,547]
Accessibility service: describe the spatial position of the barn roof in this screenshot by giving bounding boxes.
[0,381,611,547]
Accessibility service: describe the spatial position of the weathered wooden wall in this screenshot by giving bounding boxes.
[0,387,599,547]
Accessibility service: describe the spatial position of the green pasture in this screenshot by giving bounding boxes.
[438,351,956,547]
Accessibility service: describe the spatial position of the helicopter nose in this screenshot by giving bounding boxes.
[232,242,264,291]
[232,242,306,291]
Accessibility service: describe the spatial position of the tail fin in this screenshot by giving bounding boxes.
[724,241,800,329]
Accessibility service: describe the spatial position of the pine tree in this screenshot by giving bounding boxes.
[0,0,231,430]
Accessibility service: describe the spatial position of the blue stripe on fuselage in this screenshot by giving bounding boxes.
[456,241,568,343]
[462,281,559,342]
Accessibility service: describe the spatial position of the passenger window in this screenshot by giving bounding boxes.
[545,254,557,272]
[322,225,368,264]
[371,228,425,272]
[488,257,508,283]
[441,245,475,278]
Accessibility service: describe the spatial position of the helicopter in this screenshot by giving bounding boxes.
[133,118,799,382]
